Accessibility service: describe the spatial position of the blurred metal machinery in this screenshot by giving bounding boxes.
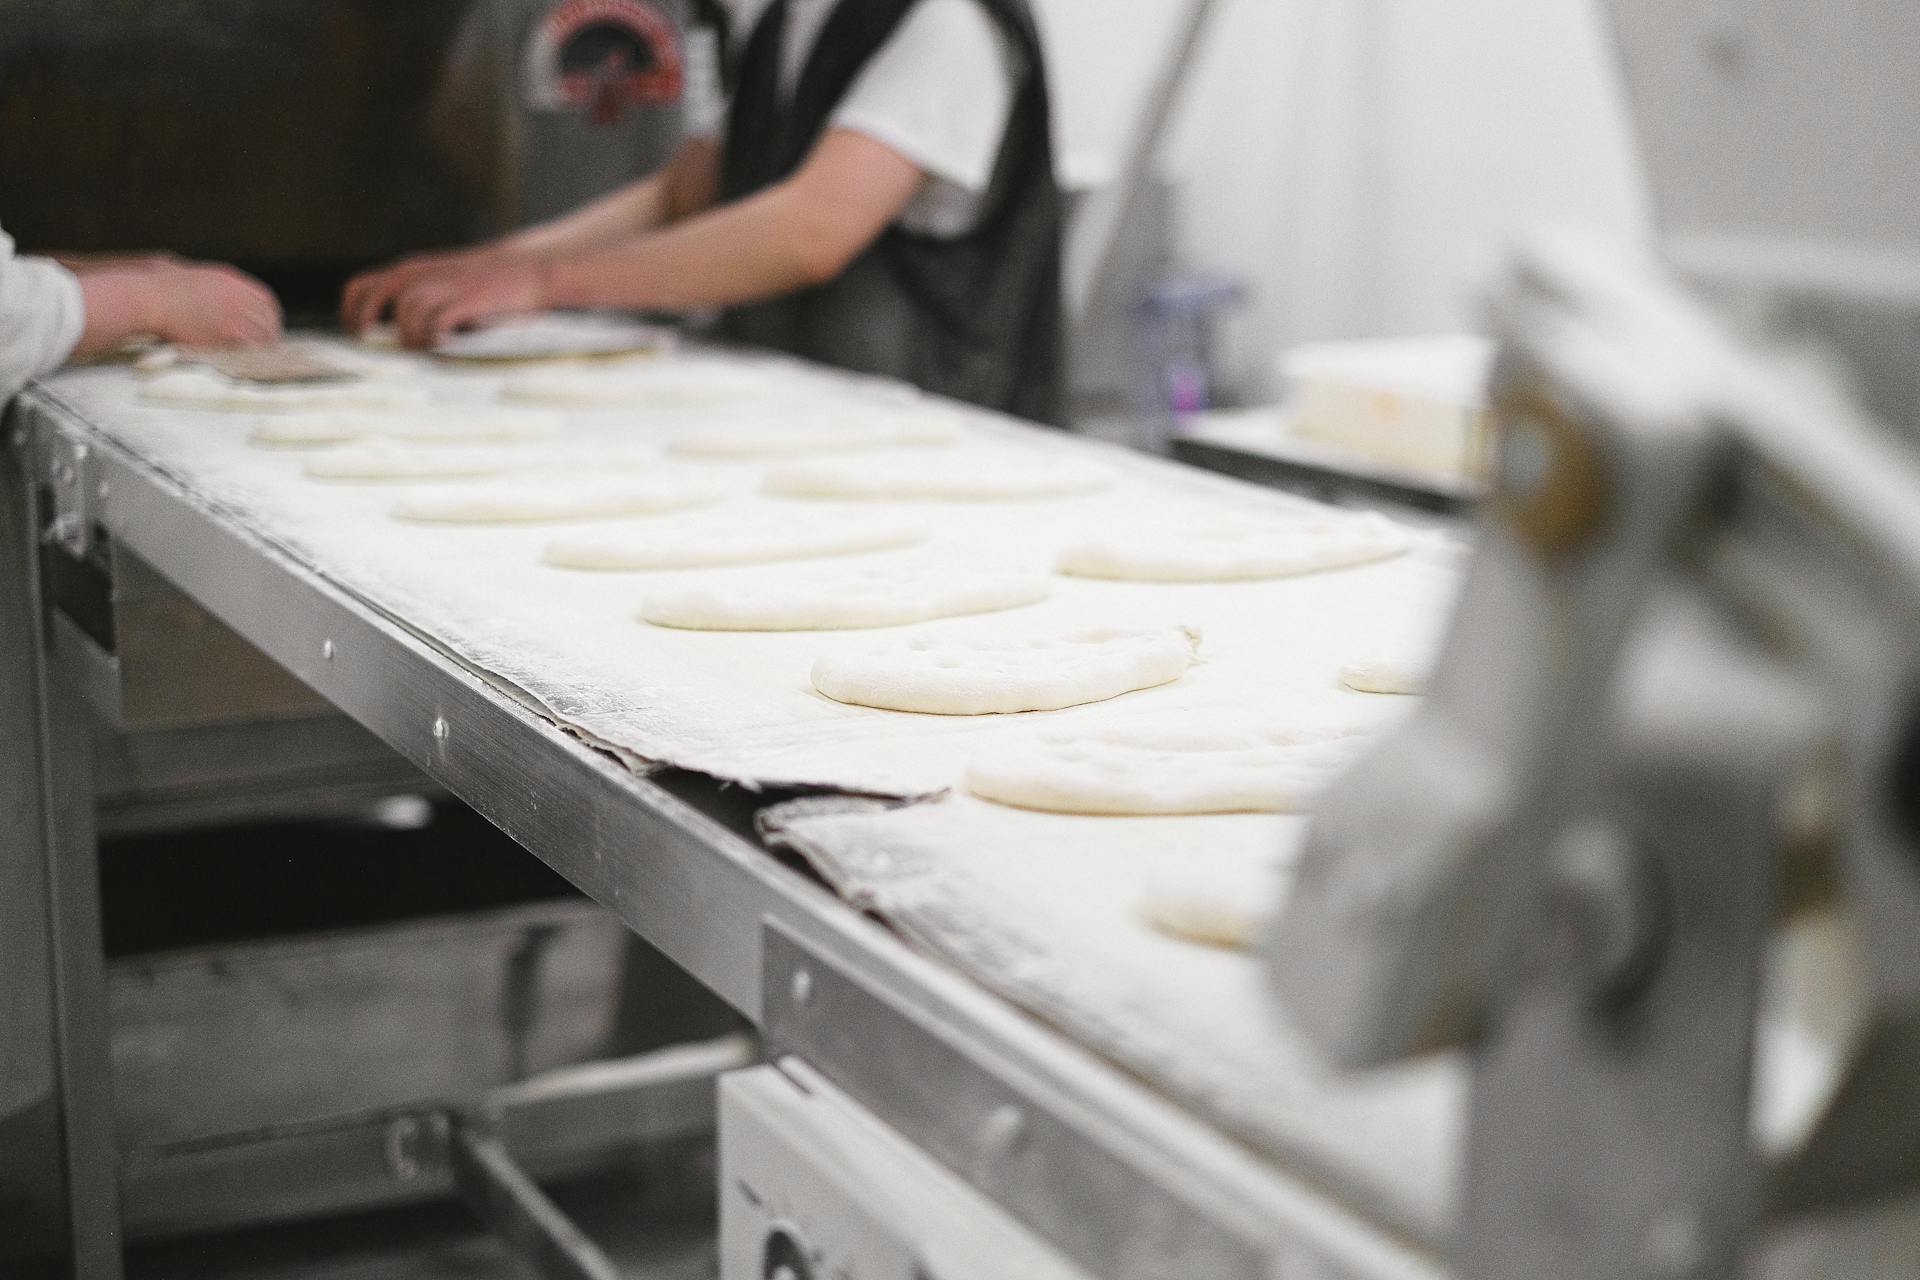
[1274,2,1920,1275]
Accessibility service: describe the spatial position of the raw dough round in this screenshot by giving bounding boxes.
[642,562,1047,631]
[964,722,1373,815]
[392,475,729,524]
[1339,655,1430,695]
[1057,509,1408,582]
[811,625,1201,715]
[764,450,1111,501]
[1137,859,1291,951]
[431,314,674,364]
[305,441,519,481]
[1338,565,1458,694]
[141,369,430,413]
[502,362,773,407]
[546,510,924,570]
[667,413,962,458]
[250,407,563,448]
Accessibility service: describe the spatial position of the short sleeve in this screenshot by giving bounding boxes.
[0,227,84,403]
[829,0,1018,195]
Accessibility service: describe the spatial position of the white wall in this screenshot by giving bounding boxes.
[1037,0,1653,398]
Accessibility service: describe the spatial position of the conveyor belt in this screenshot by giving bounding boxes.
[23,342,1460,1276]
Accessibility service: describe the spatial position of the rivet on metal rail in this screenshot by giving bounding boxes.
[789,968,814,1008]
[432,715,450,742]
[321,639,336,662]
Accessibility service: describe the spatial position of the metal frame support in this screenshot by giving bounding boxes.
[449,1036,756,1280]
[450,1126,625,1280]
[753,920,1444,1280]
[1,413,122,1278]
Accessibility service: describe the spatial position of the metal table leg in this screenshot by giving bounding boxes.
[1,417,122,1278]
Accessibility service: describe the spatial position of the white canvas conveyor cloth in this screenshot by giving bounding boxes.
[33,340,1465,1245]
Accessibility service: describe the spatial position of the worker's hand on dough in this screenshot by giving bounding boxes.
[341,247,507,337]
[386,256,552,351]
[74,260,282,358]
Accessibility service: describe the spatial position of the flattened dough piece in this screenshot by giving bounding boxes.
[546,510,923,570]
[305,441,521,481]
[141,369,430,412]
[643,561,1046,631]
[431,314,674,363]
[965,721,1373,815]
[1058,509,1408,582]
[250,407,563,447]
[1138,859,1292,951]
[1339,654,1431,695]
[308,439,661,480]
[667,413,962,458]
[765,450,1111,501]
[393,474,729,524]
[1339,564,1459,694]
[502,362,772,407]
[812,625,1200,715]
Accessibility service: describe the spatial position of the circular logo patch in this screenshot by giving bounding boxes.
[526,0,684,125]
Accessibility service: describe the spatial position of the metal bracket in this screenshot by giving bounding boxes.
[759,919,1272,1280]
[36,420,101,560]
[119,1035,753,1262]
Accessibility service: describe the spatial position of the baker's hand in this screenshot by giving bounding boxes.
[74,260,282,357]
[341,247,513,337]
[388,255,553,350]
[152,263,283,346]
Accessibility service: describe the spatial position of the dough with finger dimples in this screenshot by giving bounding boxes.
[250,407,562,448]
[641,561,1047,631]
[392,474,729,523]
[667,413,962,458]
[811,625,1201,715]
[141,369,431,412]
[765,450,1111,501]
[1057,509,1408,582]
[546,509,924,571]
[965,720,1375,815]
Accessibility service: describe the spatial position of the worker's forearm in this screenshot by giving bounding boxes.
[663,137,723,222]
[502,176,673,255]
[503,139,722,255]
[72,273,154,357]
[49,250,180,275]
[543,184,841,313]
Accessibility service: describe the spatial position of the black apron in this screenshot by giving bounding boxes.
[715,0,1065,424]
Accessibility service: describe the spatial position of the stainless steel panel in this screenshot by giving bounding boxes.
[0,417,73,1268]
[761,921,1443,1280]
[720,1062,1089,1280]
[1,417,122,1278]
[108,549,333,730]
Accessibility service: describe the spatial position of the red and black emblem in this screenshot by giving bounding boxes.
[526,0,684,125]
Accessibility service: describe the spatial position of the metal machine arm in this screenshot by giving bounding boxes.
[1272,229,1920,1278]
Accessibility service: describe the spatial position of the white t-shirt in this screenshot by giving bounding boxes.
[0,225,82,404]
[692,0,1020,238]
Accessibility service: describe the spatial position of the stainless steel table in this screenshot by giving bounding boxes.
[2,375,1445,1280]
